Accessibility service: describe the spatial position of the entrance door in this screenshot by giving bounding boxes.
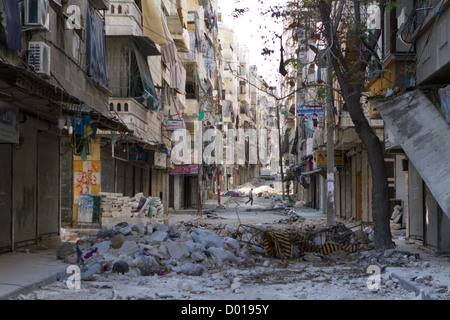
[169,175,174,208]
[184,176,192,209]
[424,184,438,248]
[38,132,60,235]
[0,144,12,251]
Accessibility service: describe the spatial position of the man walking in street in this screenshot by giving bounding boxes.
[246,188,253,206]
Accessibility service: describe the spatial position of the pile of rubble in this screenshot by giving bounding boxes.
[237,183,277,197]
[100,192,165,223]
[356,249,423,272]
[56,221,250,281]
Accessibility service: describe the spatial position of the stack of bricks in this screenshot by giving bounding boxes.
[99,192,164,219]
[99,192,141,219]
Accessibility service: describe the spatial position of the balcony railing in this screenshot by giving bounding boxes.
[105,1,143,37]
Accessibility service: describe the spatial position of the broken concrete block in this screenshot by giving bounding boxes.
[192,228,224,249]
[119,226,132,236]
[303,253,323,262]
[110,234,125,249]
[165,241,190,260]
[81,263,101,280]
[137,256,160,276]
[191,251,207,262]
[172,262,204,276]
[148,244,170,260]
[184,240,206,254]
[144,231,168,244]
[145,223,154,235]
[118,241,139,256]
[132,222,146,234]
[95,241,111,256]
[155,223,169,233]
[208,247,241,264]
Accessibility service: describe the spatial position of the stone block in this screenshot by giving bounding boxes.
[118,241,139,256]
[165,241,190,260]
[144,231,168,244]
[110,234,125,249]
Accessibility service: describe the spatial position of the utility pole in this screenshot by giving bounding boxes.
[276,100,285,201]
[197,120,203,216]
[326,51,335,227]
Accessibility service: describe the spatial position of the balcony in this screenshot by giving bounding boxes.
[183,98,200,124]
[172,28,191,53]
[339,111,384,129]
[109,97,147,133]
[105,1,143,37]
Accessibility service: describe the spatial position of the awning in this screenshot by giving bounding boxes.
[132,42,160,111]
[301,168,323,176]
[132,36,160,57]
[372,90,450,218]
[0,59,129,133]
[142,0,166,46]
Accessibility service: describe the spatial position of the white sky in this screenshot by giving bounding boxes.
[218,0,287,87]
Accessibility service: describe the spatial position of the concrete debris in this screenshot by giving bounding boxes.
[55,221,252,285]
[99,192,167,225]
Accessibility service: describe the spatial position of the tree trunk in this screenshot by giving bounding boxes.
[317,0,394,251]
[346,94,393,250]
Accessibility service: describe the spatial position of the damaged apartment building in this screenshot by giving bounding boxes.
[287,0,450,252]
[0,0,194,252]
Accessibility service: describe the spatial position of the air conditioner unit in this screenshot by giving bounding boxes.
[28,41,51,77]
[24,0,50,29]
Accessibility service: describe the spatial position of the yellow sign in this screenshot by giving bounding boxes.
[316,150,344,167]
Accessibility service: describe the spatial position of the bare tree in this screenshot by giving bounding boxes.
[232,0,394,250]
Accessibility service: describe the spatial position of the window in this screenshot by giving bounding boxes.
[117,103,121,111]
[110,103,114,111]
[124,103,129,112]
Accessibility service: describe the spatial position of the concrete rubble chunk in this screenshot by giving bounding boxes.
[94,241,111,256]
[192,228,224,249]
[136,256,160,276]
[191,251,207,262]
[155,223,169,233]
[208,247,241,264]
[145,223,154,235]
[172,262,204,276]
[165,241,190,260]
[119,226,132,236]
[145,231,168,244]
[118,241,139,256]
[132,222,146,234]
[184,240,206,254]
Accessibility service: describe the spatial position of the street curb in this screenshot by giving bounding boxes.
[389,272,435,300]
[0,267,67,300]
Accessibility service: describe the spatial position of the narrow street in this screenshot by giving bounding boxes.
[11,178,450,302]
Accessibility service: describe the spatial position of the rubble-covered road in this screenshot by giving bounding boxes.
[15,189,450,301]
